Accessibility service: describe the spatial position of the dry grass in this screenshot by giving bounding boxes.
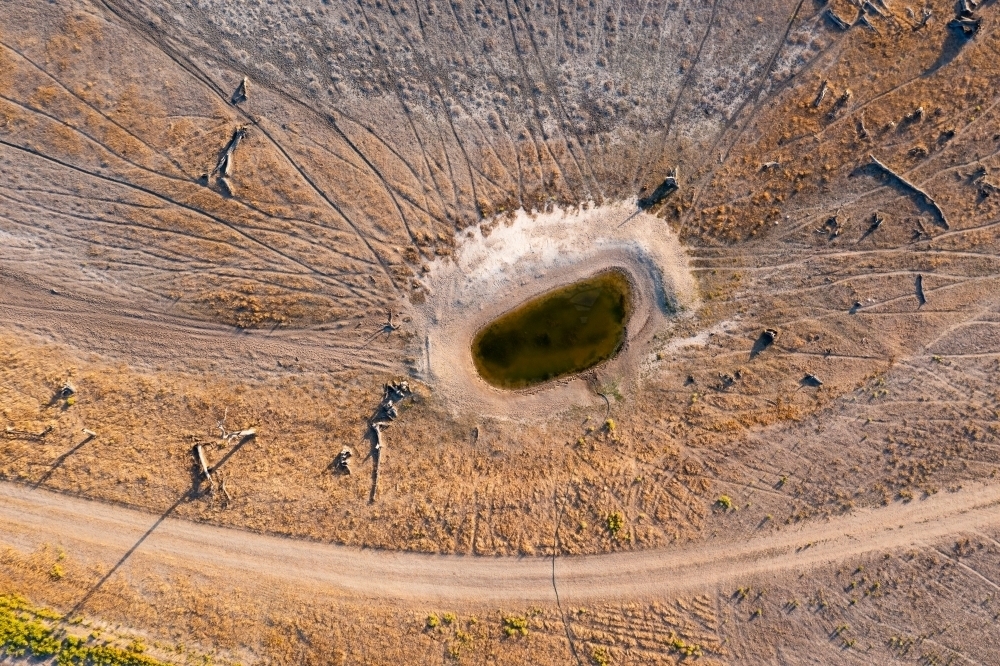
[5,528,1000,665]
[0,331,716,555]
[3,0,1000,662]
[0,539,740,666]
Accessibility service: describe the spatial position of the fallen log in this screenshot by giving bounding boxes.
[3,425,53,441]
[194,444,213,484]
[825,8,851,30]
[813,80,829,108]
[367,381,414,502]
[868,155,950,229]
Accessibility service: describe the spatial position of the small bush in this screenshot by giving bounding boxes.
[716,495,733,510]
[0,594,171,665]
[442,612,456,625]
[426,614,440,629]
[591,645,611,665]
[606,512,624,536]
[48,564,64,581]
[502,614,528,638]
[669,637,702,657]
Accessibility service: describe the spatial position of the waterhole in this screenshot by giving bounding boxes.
[471,271,632,389]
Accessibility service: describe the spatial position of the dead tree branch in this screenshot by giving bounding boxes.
[212,127,248,177]
[366,381,413,503]
[868,155,950,229]
[194,443,213,487]
[3,424,53,441]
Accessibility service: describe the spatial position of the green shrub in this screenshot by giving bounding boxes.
[716,495,733,510]
[501,614,528,638]
[591,645,611,665]
[606,512,624,536]
[669,637,702,657]
[0,594,174,666]
[0,595,61,659]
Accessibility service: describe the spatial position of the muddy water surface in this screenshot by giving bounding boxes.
[471,271,631,389]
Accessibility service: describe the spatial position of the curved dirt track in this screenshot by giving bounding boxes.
[4,480,1000,604]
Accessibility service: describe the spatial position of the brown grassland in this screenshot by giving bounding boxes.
[3,0,1000,662]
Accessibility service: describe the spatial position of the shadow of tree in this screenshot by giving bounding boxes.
[63,434,254,619]
[32,433,94,489]
[923,29,971,76]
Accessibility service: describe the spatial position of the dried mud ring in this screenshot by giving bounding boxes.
[411,203,699,420]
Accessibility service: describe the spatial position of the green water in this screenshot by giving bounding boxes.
[471,271,632,389]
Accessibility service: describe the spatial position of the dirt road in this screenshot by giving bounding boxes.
[3,481,999,605]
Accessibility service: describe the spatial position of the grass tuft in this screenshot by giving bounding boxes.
[501,614,528,638]
[606,512,624,537]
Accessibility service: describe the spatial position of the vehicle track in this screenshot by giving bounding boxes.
[0,272,398,376]
[3,479,999,604]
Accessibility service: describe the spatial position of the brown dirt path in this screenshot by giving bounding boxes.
[3,480,999,605]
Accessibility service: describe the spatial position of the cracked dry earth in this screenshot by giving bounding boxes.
[3,0,1000,664]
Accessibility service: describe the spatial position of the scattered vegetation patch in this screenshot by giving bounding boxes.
[0,594,186,666]
[590,645,611,665]
[196,283,340,329]
[590,646,611,666]
[669,636,703,658]
[0,595,60,660]
[605,511,624,537]
[501,614,529,638]
[599,380,623,402]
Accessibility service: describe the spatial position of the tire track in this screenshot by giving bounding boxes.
[95,0,403,295]
[4,479,1000,603]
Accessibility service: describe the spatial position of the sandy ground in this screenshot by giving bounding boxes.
[413,203,698,419]
[3,0,1000,662]
[5,478,1000,664]
[5,480,1000,604]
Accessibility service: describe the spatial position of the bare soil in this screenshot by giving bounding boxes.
[3,0,1000,662]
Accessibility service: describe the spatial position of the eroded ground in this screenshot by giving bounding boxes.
[3,0,1000,663]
